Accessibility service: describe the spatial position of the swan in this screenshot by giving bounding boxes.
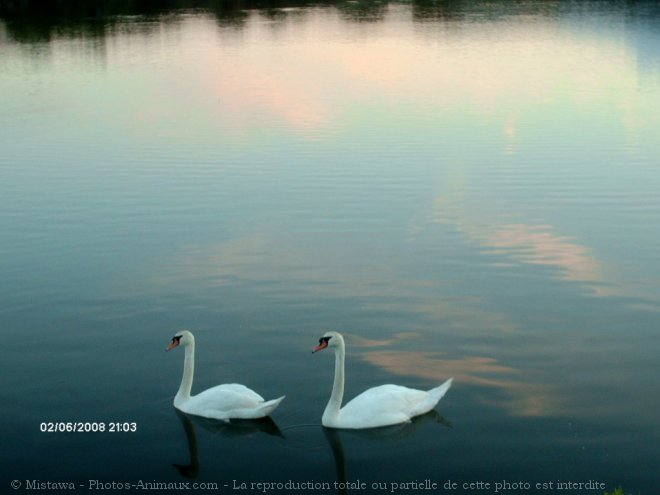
[312,331,452,429]
[166,330,285,420]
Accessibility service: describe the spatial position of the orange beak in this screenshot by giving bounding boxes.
[166,340,180,352]
[312,340,328,353]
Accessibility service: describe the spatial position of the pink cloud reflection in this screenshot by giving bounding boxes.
[363,350,563,417]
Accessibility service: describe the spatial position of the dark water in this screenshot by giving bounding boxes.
[1,1,659,494]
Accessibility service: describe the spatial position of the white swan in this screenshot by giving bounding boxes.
[313,331,452,429]
[166,330,285,420]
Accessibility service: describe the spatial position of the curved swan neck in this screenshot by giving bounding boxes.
[323,340,345,422]
[176,340,195,403]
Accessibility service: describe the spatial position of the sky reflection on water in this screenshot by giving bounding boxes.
[1,1,660,493]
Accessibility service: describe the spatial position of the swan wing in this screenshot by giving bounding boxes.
[210,383,266,402]
[179,384,268,420]
[336,384,440,429]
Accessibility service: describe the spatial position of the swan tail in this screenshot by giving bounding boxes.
[428,377,453,404]
[409,378,453,418]
[255,395,286,417]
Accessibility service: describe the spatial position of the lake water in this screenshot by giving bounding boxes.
[1,1,659,494]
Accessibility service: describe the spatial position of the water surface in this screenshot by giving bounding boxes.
[1,1,659,493]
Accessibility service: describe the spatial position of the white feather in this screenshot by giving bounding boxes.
[314,331,452,429]
[168,330,285,420]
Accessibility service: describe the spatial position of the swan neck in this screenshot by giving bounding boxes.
[176,341,195,402]
[324,342,345,421]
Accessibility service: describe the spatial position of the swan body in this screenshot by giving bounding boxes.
[167,330,285,420]
[313,331,452,429]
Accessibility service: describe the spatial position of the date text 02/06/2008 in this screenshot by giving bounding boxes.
[39,422,137,433]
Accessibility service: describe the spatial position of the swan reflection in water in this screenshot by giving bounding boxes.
[173,408,283,479]
[173,408,450,490]
[324,410,452,494]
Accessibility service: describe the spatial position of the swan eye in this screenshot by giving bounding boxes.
[172,336,182,343]
[320,336,331,344]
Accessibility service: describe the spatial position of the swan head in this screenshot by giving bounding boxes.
[312,331,344,353]
[166,330,194,351]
